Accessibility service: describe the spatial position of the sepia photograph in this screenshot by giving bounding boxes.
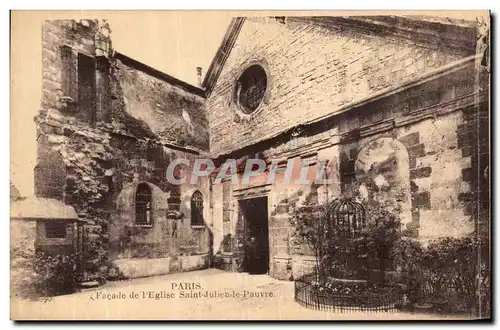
[9,10,491,321]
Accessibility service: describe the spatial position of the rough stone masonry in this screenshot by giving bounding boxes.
[33,16,489,281]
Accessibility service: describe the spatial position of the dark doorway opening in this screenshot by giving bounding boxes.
[240,196,270,275]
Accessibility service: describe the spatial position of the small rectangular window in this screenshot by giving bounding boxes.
[78,53,96,124]
[45,221,67,239]
[60,45,77,101]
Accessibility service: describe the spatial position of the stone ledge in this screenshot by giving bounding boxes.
[273,255,292,261]
[113,257,171,279]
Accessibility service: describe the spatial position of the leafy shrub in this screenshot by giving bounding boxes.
[11,247,79,299]
[289,192,490,316]
[395,235,490,315]
[391,237,424,304]
[289,197,402,283]
[289,202,330,279]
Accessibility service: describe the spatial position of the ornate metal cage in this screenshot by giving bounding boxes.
[329,198,366,238]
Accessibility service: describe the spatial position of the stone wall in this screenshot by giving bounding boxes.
[108,148,212,261]
[209,146,341,279]
[208,56,487,280]
[336,64,487,241]
[207,17,474,155]
[40,20,99,123]
[35,17,488,283]
[36,19,211,280]
[112,55,209,151]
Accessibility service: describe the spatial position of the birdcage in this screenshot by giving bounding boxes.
[294,198,404,313]
[329,198,366,238]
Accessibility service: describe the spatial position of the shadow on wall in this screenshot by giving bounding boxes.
[109,64,158,139]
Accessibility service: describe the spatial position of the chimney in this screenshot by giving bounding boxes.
[196,67,202,86]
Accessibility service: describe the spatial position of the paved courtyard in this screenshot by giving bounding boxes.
[11,269,470,320]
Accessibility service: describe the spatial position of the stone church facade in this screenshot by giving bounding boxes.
[34,16,489,281]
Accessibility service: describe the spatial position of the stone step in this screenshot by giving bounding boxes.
[78,281,101,290]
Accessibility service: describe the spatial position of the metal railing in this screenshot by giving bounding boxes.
[294,273,402,313]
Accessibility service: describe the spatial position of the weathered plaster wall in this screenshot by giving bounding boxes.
[336,66,485,241]
[113,59,209,151]
[207,17,472,155]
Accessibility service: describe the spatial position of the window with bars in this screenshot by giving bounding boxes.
[236,65,267,114]
[136,183,153,227]
[45,221,67,239]
[191,191,204,227]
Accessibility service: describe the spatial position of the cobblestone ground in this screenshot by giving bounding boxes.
[11,269,471,320]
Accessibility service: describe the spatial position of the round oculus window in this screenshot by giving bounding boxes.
[235,65,267,114]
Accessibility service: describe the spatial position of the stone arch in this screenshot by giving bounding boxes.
[181,188,209,227]
[354,137,412,228]
[190,190,204,227]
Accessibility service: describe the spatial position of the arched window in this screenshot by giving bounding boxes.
[136,183,152,227]
[191,191,204,227]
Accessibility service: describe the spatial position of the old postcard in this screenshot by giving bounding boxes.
[10,10,491,321]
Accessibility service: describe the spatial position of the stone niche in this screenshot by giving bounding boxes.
[109,180,210,278]
[354,137,412,229]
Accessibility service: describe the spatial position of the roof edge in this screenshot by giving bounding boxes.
[10,197,79,221]
[202,17,246,96]
[114,52,206,98]
[201,15,477,97]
